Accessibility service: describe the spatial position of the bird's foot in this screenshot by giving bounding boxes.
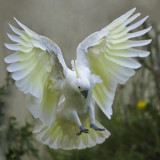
[76,125,89,136]
[90,123,105,131]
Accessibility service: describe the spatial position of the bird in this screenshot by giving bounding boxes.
[4,8,152,150]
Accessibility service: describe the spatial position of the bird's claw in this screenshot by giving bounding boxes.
[76,126,89,136]
[90,123,105,131]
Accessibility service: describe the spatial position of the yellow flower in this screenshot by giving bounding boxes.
[137,101,147,109]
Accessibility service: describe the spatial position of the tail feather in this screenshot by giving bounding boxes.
[33,119,110,150]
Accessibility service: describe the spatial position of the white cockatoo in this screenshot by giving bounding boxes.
[4,8,151,150]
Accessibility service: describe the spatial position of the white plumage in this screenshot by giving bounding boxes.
[4,8,151,150]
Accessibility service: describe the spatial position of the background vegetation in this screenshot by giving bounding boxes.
[0,21,160,160]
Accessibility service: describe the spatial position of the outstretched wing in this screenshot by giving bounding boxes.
[76,8,152,119]
[4,18,67,127]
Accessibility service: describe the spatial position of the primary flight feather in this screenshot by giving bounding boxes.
[4,8,151,150]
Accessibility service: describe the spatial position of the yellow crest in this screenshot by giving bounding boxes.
[74,57,80,78]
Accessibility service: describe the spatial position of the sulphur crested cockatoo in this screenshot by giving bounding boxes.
[4,8,151,150]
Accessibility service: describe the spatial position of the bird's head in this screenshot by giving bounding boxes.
[75,77,90,99]
[71,58,91,99]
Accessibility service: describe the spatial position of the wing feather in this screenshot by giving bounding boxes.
[76,8,151,119]
[4,19,67,127]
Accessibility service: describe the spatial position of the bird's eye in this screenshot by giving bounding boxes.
[78,86,81,89]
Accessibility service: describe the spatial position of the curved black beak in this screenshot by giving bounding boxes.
[81,90,88,99]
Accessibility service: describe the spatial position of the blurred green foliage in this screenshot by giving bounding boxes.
[5,117,40,160]
[0,74,40,160]
[0,22,160,160]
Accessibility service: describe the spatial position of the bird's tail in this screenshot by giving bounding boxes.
[33,119,110,150]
